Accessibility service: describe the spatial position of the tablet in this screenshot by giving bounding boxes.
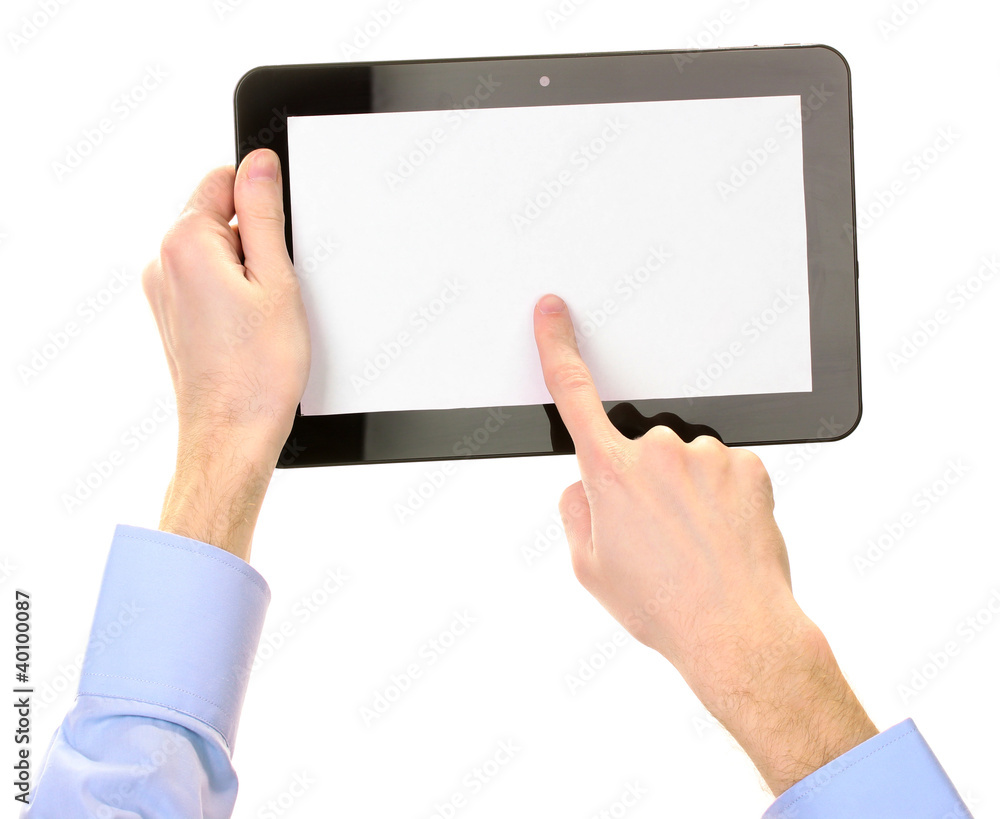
[233,45,860,468]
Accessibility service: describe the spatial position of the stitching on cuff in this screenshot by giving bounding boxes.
[116,529,269,597]
[80,672,237,725]
[778,726,919,812]
[77,691,233,752]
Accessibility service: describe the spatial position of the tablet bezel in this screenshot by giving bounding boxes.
[233,44,860,468]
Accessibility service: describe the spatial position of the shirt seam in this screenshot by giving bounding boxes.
[116,529,269,597]
[778,726,919,810]
[77,690,233,752]
[79,672,237,725]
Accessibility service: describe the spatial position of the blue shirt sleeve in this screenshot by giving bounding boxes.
[23,524,270,819]
[763,718,973,818]
[25,525,971,818]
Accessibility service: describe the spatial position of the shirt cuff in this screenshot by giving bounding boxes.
[77,523,270,753]
[763,718,972,819]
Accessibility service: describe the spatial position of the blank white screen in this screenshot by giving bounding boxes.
[287,94,812,416]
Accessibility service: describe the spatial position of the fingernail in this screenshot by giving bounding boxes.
[248,149,279,181]
[538,294,565,314]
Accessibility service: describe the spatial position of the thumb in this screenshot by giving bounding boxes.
[559,481,595,580]
[234,148,294,285]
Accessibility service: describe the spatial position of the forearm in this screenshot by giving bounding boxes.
[693,617,878,796]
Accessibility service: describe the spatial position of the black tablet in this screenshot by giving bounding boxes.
[233,44,860,468]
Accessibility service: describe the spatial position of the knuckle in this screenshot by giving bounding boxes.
[690,432,725,452]
[735,448,769,481]
[604,441,635,478]
[274,268,302,300]
[558,484,582,518]
[688,434,729,473]
[237,174,285,228]
[191,166,234,210]
[208,164,235,189]
[547,360,593,396]
[140,259,161,298]
[637,425,684,466]
[158,215,198,270]
[157,230,178,267]
[735,449,775,506]
[585,442,634,494]
[244,205,285,230]
[569,546,593,586]
[644,424,681,446]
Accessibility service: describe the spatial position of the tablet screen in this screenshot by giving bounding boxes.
[287,94,812,417]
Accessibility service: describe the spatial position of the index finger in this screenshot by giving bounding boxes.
[160,166,241,279]
[181,165,237,226]
[533,293,624,464]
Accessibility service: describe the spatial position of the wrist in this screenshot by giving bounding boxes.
[175,404,293,467]
[695,616,878,795]
[159,423,283,561]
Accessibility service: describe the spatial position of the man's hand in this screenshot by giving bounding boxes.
[532,293,877,796]
[142,149,310,561]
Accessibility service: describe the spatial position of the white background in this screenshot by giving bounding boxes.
[3,1,998,817]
